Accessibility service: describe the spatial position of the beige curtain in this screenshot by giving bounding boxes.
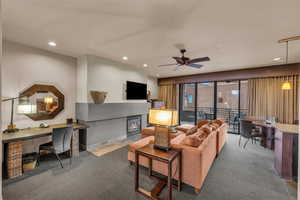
[248,75,298,124]
[158,84,177,109]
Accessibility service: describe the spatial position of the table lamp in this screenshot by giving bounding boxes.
[148,109,178,151]
[2,96,36,133]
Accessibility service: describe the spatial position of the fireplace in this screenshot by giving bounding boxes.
[127,115,142,137]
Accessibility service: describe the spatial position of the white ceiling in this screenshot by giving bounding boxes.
[3,0,300,78]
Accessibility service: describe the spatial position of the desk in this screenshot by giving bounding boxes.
[2,123,88,179]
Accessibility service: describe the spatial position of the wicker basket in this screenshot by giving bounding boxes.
[90,91,107,104]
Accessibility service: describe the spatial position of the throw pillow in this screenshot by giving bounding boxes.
[197,120,209,128]
[176,124,195,133]
[183,135,203,147]
[209,123,219,131]
[186,126,198,135]
[212,119,224,127]
[200,125,212,134]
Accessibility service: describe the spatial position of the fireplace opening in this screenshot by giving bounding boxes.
[127,115,142,137]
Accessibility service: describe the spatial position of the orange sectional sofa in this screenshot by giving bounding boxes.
[128,120,228,193]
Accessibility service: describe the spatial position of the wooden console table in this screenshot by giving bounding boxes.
[135,144,182,200]
[2,123,88,179]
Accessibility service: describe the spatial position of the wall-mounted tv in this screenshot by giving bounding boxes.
[126,81,147,100]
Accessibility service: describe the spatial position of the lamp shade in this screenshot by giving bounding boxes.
[282,81,291,90]
[149,109,178,126]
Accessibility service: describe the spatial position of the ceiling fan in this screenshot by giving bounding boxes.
[158,49,210,70]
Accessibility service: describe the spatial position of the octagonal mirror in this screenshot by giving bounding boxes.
[20,84,64,120]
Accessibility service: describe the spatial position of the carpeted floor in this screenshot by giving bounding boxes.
[3,134,297,200]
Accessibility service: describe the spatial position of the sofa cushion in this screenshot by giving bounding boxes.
[176,124,195,133]
[129,136,154,152]
[197,120,209,128]
[183,135,204,147]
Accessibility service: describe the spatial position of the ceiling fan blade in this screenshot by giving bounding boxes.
[158,63,177,67]
[188,57,210,64]
[172,57,184,64]
[186,63,203,69]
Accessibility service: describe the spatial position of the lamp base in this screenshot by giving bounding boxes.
[3,125,19,133]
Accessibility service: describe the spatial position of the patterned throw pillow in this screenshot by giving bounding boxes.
[195,129,209,139]
[209,123,220,131]
[212,119,224,127]
[183,135,203,147]
[186,126,198,135]
[200,125,212,134]
[176,124,195,133]
[197,120,209,128]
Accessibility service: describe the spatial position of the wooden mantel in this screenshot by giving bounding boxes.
[158,63,300,85]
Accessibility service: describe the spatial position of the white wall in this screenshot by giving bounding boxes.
[76,55,88,103]
[2,41,77,130]
[77,55,158,103]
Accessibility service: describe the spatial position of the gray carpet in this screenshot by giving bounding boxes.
[3,134,297,200]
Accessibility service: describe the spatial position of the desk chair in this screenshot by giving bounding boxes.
[239,120,263,148]
[38,126,73,168]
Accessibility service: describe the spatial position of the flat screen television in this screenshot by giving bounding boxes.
[126,81,147,100]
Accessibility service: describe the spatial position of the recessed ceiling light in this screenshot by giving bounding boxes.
[48,41,57,47]
[273,57,281,61]
[143,64,148,67]
[156,74,160,77]
[122,56,128,60]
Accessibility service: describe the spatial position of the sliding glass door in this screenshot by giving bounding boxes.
[179,80,249,134]
[197,82,215,120]
[179,83,196,125]
[216,81,239,133]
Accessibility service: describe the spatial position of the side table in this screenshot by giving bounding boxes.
[135,144,182,200]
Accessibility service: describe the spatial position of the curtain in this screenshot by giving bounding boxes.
[248,75,298,124]
[158,84,177,109]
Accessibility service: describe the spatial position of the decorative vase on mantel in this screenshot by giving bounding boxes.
[90,91,107,104]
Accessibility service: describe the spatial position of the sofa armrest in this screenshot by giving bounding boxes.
[128,136,154,152]
[171,143,203,188]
